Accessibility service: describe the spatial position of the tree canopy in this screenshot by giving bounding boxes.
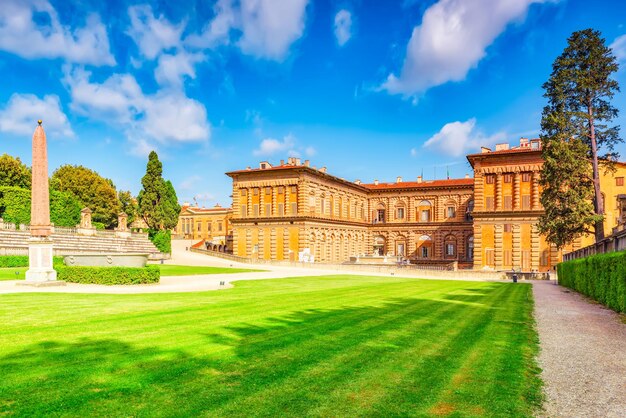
[118,190,138,225]
[51,165,121,228]
[538,28,621,246]
[0,154,31,189]
[137,151,180,231]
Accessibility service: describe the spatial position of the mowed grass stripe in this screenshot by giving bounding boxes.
[0,276,540,417]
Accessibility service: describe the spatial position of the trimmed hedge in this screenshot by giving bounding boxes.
[0,255,64,268]
[56,265,160,285]
[557,251,626,313]
[0,186,81,227]
[149,229,171,254]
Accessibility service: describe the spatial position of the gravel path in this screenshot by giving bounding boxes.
[533,280,626,417]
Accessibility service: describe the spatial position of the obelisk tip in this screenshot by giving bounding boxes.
[37,119,42,126]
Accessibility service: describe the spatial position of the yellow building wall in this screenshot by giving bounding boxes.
[481,224,494,268]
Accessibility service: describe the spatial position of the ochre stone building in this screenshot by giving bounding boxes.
[222,138,626,271]
[173,204,233,251]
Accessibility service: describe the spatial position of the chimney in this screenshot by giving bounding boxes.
[374,179,379,185]
[280,159,284,166]
[495,143,509,151]
[320,167,327,173]
[480,147,491,153]
[417,176,422,183]
[465,174,470,179]
[246,166,251,170]
[520,137,529,147]
[295,158,301,166]
[396,176,402,183]
[304,160,310,167]
[355,179,361,185]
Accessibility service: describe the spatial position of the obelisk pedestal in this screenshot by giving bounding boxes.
[21,120,64,287]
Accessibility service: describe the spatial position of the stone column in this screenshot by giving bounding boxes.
[532,171,540,210]
[495,173,503,211]
[473,224,482,269]
[24,121,59,285]
[513,172,521,210]
[531,224,540,271]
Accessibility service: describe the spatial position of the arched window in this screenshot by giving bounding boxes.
[445,200,456,219]
[417,234,432,258]
[373,235,386,256]
[396,203,406,220]
[418,200,432,222]
[444,234,457,259]
[374,203,386,224]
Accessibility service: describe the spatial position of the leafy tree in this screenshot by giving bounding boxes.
[539,28,621,244]
[0,154,31,189]
[137,151,180,231]
[51,165,121,228]
[0,186,80,227]
[118,190,138,225]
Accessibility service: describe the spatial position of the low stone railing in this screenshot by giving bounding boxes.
[0,219,147,239]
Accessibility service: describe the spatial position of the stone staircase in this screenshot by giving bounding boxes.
[0,229,162,258]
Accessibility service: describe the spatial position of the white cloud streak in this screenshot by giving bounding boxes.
[126,5,184,60]
[610,34,626,62]
[383,0,544,97]
[334,10,353,47]
[0,0,115,65]
[0,94,74,138]
[423,118,506,157]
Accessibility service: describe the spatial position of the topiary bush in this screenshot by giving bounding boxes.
[149,229,171,254]
[0,255,63,268]
[56,265,160,285]
[557,251,626,313]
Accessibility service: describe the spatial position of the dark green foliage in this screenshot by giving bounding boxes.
[0,256,64,268]
[137,152,180,231]
[0,154,31,189]
[51,165,121,229]
[0,186,81,227]
[558,252,626,313]
[92,222,105,230]
[149,229,171,253]
[56,265,160,285]
[118,190,138,225]
[540,28,621,244]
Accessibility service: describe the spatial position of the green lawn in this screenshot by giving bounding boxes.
[0,276,542,417]
[156,264,263,276]
[0,267,27,281]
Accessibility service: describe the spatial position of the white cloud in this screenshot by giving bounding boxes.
[423,118,506,157]
[610,34,626,62]
[305,146,316,157]
[0,94,74,138]
[179,175,202,191]
[334,10,353,47]
[0,0,114,65]
[254,134,297,156]
[155,51,205,87]
[187,0,309,61]
[64,67,210,150]
[126,5,184,60]
[383,0,544,97]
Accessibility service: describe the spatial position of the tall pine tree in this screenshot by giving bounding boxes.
[137,151,180,230]
[538,28,621,245]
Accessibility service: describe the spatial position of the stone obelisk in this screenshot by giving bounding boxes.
[24,120,58,283]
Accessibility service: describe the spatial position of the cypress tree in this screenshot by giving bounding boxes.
[137,151,180,230]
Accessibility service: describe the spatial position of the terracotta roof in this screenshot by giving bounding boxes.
[183,206,231,214]
[363,178,474,190]
[466,147,541,158]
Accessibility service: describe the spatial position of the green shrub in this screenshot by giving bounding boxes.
[149,229,171,253]
[56,265,160,285]
[0,186,81,227]
[557,251,626,313]
[92,222,106,230]
[0,255,63,268]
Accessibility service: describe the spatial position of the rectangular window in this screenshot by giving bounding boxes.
[420,210,430,222]
[485,196,494,210]
[207,222,212,232]
[397,207,405,219]
[617,177,624,186]
[485,175,495,184]
[291,185,297,194]
[278,186,285,194]
[446,244,455,256]
[278,203,284,217]
[447,207,455,218]
[253,188,259,196]
[504,250,512,266]
[197,223,201,232]
[291,202,297,216]
[265,204,271,216]
[218,222,222,232]
[485,249,495,266]
[522,195,531,210]
[504,173,513,183]
[253,204,259,217]
[421,247,429,258]
[504,195,512,210]
[522,173,531,182]
[240,205,247,217]
[241,189,247,197]
[504,224,512,233]
[540,250,549,266]
[265,187,271,195]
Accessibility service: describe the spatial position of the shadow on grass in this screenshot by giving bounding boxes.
[0,287,537,417]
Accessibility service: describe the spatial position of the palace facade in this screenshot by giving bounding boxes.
[173,204,233,252]
[222,138,626,271]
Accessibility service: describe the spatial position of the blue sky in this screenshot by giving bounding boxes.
[1,0,626,206]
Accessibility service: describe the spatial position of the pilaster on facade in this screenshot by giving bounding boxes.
[513,172,521,210]
[495,173,503,211]
[512,224,521,269]
[531,223,540,271]
[473,223,483,269]
[494,224,503,270]
[271,186,277,218]
[532,171,540,210]
[474,171,484,212]
[247,188,253,218]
